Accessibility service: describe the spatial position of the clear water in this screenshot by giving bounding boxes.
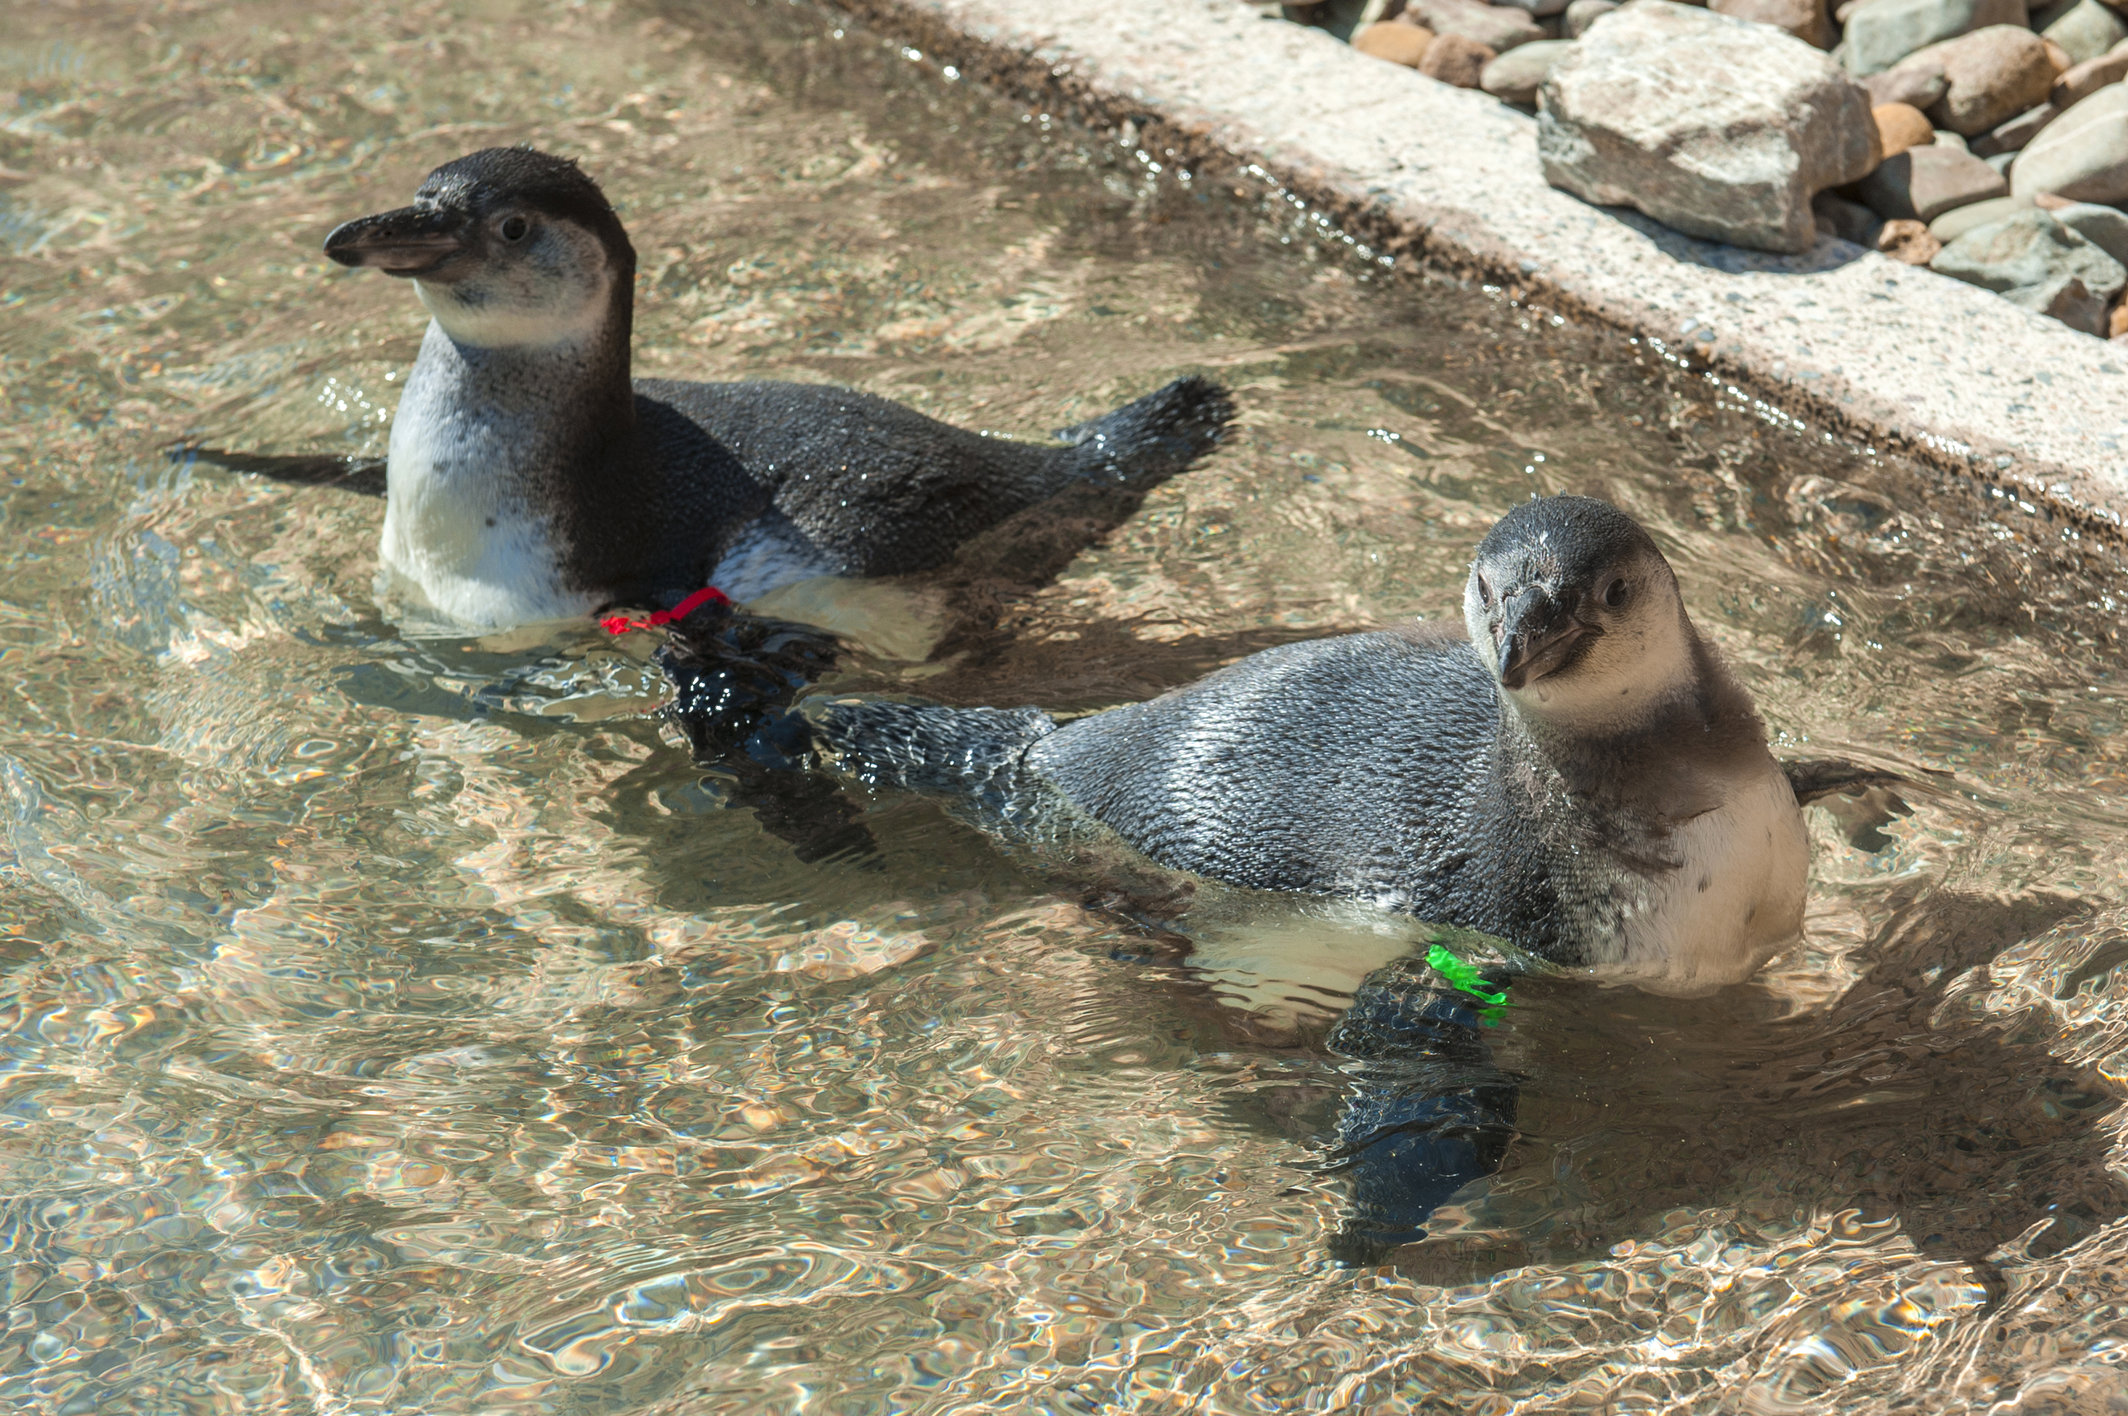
[6,1,2128,1411]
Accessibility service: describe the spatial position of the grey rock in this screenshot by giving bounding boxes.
[1538,1,1879,252]
[1933,127,1972,149]
[2049,199,2128,261]
[1986,148,2021,170]
[1480,38,1575,99]
[2012,81,2128,200]
[2002,272,2108,333]
[1866,60,1952,107]
[1406,0,1548,49]
[2042,0,2128,65]
[1930,208,2128,325]
[1564,0,1622,28]
[1840,0,2026,76]
[1972,102,2060,154]
[2029,0,2081,29]
[1925,190,2032,237]
[1497,0,1573,17]
[2052,44,2128,108]
[1857,142,2012,216]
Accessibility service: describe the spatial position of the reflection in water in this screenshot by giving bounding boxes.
[4,0,2128,1410]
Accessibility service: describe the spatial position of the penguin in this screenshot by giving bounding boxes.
[821,495,1812,994]
[316,145,1234,631]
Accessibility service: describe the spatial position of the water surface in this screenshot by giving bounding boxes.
[6,1,2128,1411]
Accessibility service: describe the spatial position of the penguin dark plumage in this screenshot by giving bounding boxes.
[823,496,1811,993]
[318,146,1233,630]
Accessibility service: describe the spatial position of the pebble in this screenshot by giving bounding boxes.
[2011,81,2128,202]
[1538,1,1878,252]
[2052,42,2128,106]
[1916,25,2057,134]
[2041,0,2128,65]
[1877,216,1945,260]
[1985,149,2020,170]
[1495,0,1573,18]
[2112,302,2128,337]
[1933,127,1971,148]
[1355,19,1437,63]
[1839,0,2025,77]
[1857,142,2012,218]
[1422,31,1501,84]
[1866,60,1952,107]
[1710,0,1835,48]
[1930,206,2127,335]
[1972,101,2059,155]
[1926,191,2032,238]
[1875,101,1940,153]
[1480,38,1575,101]
[1564,0,1620,34]
[2049,199,2128,262]
[1406,0,1547,52]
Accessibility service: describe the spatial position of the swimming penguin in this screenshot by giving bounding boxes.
[317,146,1233,631]
[822,495,1812,992]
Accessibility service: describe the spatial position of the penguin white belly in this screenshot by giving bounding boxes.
[377,404,596,631]
[1609,766,1811,994]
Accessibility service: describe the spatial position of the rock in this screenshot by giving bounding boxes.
[2052,44,2128,106]
[1926,191,2032,237]
[1538,1,1880,252]
[1711,0,1835,46]
[1565,0,1622,31]
[1421,31,1500,83]
[2031,0,2081,32]
[1480,38,1575,99]
[1406,0,1548,50]
[1877,216,1945,259]
[2044,38,2074,75]
[1876,101,1939,152]
[2112,301,2128,336]
[1972,102,2060,154]
[1913,26,2057,134]
[2049,198,2128,260]
[1834,0,1872,20]
[1931,208,2127,330]
[1355,19,1437,62]
[1986,149,2020,170]
[1840,0,2026,77]
[2043,0,2128,66]
[1857,142,2012,216]
[1866,59,1952,107]
[1815,189,1887,239]
[1496,0,1572,18]
[1933,127,1971,149]
[2011,81,2128,200]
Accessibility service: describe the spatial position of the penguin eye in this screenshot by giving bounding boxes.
[1603,578,1629,608]
[500,215,529,242]
[1475,572,1493,606]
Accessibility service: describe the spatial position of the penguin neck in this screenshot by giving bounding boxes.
[379,295,652,628]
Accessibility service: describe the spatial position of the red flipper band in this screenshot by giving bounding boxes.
[598,585,732,635]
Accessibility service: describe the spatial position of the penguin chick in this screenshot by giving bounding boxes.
[322,146,1233,630]
[824,496,1810,993]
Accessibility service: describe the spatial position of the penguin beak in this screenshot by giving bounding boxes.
[323,205,471,277]
[1495,590,1599,690]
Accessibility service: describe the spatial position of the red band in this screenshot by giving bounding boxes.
[598,584,731,635]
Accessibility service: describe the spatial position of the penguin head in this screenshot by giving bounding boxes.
[324,147,636,349]
[1463,496,1698,732]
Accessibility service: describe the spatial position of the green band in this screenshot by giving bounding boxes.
[1426,941,1510,1008]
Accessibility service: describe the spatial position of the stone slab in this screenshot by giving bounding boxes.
[828,0,2128,524]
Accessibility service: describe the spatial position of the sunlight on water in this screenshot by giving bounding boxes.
[5,0,2128,1411]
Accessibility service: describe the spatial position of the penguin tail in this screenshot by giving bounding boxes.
[1052,375,1235,487]
[813,699,1056,800]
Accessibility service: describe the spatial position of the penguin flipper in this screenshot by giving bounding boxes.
[814,699,1057,802]
[1051,375,1236,489]
[168,445,387,497]
[1780,758,1910,806]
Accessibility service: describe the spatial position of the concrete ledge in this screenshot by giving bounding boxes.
[831,0,2128,531]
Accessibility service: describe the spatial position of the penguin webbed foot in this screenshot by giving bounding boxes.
[1782,758,1923,854]
[1050,375,1237,488]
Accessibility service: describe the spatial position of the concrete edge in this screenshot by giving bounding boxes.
[825,0,2128,542]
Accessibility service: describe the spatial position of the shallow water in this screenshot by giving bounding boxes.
[6,0,2128,1411]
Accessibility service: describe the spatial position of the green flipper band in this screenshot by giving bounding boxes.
[1426,941,1511,1008]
